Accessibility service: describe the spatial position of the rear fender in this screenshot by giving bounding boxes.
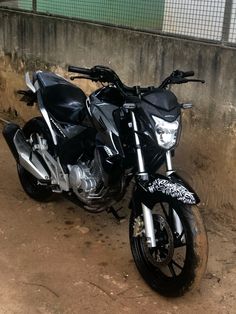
[130,173,200,209]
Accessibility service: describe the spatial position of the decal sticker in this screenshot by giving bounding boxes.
[148,178,196,204]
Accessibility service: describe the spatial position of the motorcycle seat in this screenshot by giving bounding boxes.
[36,72,87,124]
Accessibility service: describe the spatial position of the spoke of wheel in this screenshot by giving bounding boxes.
[160,202,168,219]
[174,230,186,248]
[171,259,183,270]
[178,230,184,240]
[175,242,187,248]
[168,206,174,229]
[162,247,168,254]
[168,262,177,277]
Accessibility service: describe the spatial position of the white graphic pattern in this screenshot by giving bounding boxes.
[148,178,196,204]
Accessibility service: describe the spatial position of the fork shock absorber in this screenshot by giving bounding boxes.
[131,110,156,248]
[166,150,183,237]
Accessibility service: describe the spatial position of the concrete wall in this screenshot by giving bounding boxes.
[0,8,236,218]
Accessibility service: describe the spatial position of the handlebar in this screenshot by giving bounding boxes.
[68,64,141,102]
[159,69,204,89]
[182,70,194,77]
[68,65,92,75]
[68,65,204,99]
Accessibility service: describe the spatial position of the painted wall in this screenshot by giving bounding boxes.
[18,0,165,30]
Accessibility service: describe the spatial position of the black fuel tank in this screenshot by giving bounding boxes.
[37,72,87,124]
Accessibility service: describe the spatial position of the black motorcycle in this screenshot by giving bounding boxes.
[3,65,208,297]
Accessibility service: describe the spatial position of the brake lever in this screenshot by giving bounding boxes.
[70,75,100,82]
[187,79,205,84]
[70,75,85,80]
[171,78,205,85]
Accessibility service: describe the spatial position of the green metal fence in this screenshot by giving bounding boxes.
[17,0,165,30]
[0,0,236,46]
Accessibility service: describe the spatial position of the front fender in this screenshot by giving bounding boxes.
[133,173,200,208]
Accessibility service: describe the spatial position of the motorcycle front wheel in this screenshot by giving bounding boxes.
[129,198,208,297]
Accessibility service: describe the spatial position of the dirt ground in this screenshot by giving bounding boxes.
[0,119,235,314]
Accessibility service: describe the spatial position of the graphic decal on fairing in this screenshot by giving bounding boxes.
[148,178,196,204]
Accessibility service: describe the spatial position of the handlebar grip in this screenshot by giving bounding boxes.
[182,71,194,77]
[68,65,92,75]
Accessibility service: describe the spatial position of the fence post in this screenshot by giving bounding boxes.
[32,0,37,12]
[222,0,233,44]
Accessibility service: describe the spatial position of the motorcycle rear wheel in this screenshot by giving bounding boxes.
[17,117,53,202]
[129,199,208,297]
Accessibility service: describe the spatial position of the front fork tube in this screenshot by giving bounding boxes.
[166,150,183,237]
[130,111,147,177]
[141,203,157,247]
[131,111,156,248]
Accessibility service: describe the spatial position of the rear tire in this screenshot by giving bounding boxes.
[17,117,53,202]
[129,199,208,297]
[17,164,53,202]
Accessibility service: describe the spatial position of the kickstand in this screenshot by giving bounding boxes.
[107,206,126,224]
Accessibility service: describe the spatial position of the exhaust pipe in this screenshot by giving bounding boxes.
[2,123,50,181]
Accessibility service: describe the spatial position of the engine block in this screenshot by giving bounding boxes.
[69,162,98,193]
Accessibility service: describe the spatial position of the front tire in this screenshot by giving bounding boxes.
[129,199,208,297]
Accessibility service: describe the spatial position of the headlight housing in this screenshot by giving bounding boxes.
[152,116,181,150]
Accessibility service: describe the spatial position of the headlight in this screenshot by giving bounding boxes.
[152,116,180,150]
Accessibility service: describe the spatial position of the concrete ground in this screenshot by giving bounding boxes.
[0,119,235,314]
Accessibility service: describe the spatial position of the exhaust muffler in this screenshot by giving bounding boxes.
[2,123,50,181]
